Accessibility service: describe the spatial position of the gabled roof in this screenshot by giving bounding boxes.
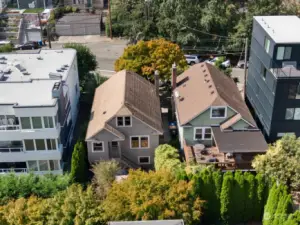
[174,63,256,126]
[85,70,163,140]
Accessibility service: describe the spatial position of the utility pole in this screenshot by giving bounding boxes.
[37,13,43,43]
[108,0,113,39]
[243,37,248,99]
[47,24,52,49]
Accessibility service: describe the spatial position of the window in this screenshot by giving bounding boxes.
[46,139,57,150]
[285,108,294,120]
[49,160,60,171]
[261,64,267,80]
[20,117,31,129]
[277,132,295,137]
[32,117,42,129]
[39,160,49,171]
[35,139,46,151]
[264,37,270,53]
[43,117,54,128]
[288,83,300,99]
[116,116,131,127]
[194,127,212,140]
[93,142,104,152]
[138,156,150,164]
[24,139,35,151]
[111,141,118,148]
[276,47,292,60]
[285,108,300,120]
[130,136,149,149]
[28,161,38,171]
[210,107,226,118]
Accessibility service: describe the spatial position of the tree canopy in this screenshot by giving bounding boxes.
[115,39,187,80]
[154,144,182,171]
[253,134,300,190]
[63,43,97,90]
[101,169,203,224]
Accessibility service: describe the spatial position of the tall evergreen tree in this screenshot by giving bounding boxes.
[263,184,282,225]
[70,141,88,184]
[255,173,267,221]
[233,171,245,223]
[220,172,234,225]
[244,172,256,222]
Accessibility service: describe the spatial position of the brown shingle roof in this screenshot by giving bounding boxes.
[174,63,256,126]
[212,127,268,153]
[220,114,243,130]
[85,70,163,140]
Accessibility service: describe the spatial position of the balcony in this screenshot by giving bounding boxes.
[270,66,300,78]
[0,116,20,131]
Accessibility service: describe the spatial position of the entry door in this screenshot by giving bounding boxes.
[109,141,120,158]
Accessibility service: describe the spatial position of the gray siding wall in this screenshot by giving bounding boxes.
[246,18,277,135]
[87,129,119,163]
[107,116,159,167]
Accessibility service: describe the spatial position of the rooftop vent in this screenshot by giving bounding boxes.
[15,64,26,72]
[204,74,208,77]
[49,72,62,79]
[64,64,69,67]
[0,56,7,60]
[0,61,6,64]
[201,64,204,67]
[56,69,63,72]
[61,67,67,70]
[37,56,43,60]
[22,71,30,76]
[211,91,214,95]
[208,85,212,88]
[203,69,206,73]
[205,79,210,83]
[3,68,11,74]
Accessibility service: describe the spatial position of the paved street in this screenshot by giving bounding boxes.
[231,67,247,97]
[49,36,127,77]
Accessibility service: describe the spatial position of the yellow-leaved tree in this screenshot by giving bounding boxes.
[115,39,188,80]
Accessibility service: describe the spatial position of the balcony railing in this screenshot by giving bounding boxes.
[0,168,27,173]
[0,147,23,153]
[0,125,20,131]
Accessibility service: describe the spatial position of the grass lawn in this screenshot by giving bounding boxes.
[24,8,44,13]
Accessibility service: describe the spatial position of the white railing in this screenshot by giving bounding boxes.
[0,147,23,153]
[0,168,28,173]
[0,125,20,131]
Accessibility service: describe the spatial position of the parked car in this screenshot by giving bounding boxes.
[206,57,231,68]
[184,54,202,65]
[237,60,249,68]
[14,41,39,50]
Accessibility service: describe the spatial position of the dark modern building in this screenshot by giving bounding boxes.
[246,16,300,142]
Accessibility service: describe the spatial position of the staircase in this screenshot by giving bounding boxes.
[120,153,139,169]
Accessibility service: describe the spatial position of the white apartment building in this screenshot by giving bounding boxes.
[0,49,80,174]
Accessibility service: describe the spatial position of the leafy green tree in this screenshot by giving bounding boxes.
[220,172,234,225]
[101,170,204,225]
[63,43,97,89]
[92,160,121,199]
[283,211,300,225]
[0,173,70,205]
[0,44,13,53]
[214,56,232,77]
[263,184,283,225]
[115,39,187,81]
[253,134,300,190]
[70,141,88,184]
[154,144,182,171]
[0,184,102,225]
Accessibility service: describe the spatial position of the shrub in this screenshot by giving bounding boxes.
[154,144,182,171]
[65,6,72,13]
[72,6,78,13]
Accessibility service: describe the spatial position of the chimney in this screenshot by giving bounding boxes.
[172,63,177,90]
[154,70,159,97]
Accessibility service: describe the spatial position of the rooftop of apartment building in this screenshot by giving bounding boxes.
[0,49,76,106]
[254,15,300,43]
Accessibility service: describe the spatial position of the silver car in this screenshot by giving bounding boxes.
[184,54,202,65]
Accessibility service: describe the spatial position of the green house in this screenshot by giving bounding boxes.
[173,63,268,169]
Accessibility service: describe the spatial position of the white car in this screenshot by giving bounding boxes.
[206,57,231,68]
[184,54,202,65]
[237,60,249,68]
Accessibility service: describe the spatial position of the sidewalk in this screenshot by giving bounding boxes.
[55,35,127,44]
